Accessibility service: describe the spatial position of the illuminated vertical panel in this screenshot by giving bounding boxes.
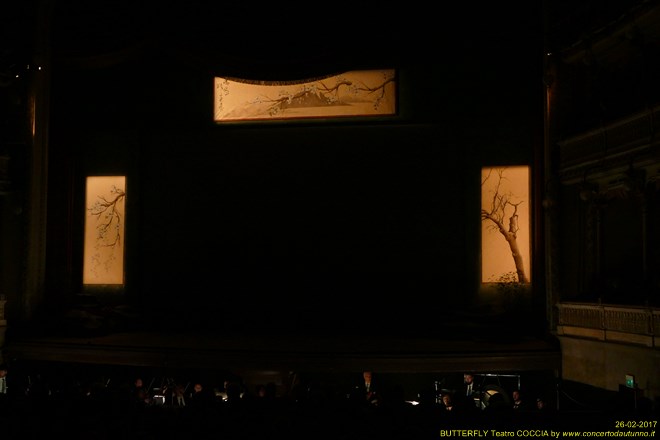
[83,176,126,285]
[481,166,531,284]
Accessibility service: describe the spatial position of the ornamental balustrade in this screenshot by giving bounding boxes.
[556,302,660,347]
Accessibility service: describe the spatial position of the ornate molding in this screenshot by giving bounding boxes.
[558,105,660,185]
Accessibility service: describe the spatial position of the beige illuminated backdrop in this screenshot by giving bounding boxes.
[83,176,126,285]
[481,166,531,284]
[214,69,396,122]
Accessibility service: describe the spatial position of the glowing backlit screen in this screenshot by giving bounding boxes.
[214,69,396,122]
[83,175,126,285]
[481,166,531,284]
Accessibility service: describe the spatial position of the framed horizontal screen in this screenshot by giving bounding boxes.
[214,69,396,122]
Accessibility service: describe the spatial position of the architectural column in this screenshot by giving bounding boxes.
[0,295,6,363]
[21,0,53,323]
[542,51,560,332]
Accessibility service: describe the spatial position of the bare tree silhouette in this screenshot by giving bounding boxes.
[481,168,529,284]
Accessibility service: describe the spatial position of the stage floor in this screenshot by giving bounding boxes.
[3,329,561,374]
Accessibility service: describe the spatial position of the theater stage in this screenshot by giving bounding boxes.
[3,330,561,375]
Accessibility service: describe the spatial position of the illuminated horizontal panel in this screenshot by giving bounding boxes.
[214,69,396,122]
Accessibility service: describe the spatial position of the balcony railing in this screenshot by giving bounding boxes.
[556,302,660,348]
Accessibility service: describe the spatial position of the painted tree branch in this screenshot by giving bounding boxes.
[259,74,394,115]
[89,186,125,248]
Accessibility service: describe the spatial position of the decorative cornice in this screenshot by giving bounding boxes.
[560,2,660,66]
[558,105,660,184]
